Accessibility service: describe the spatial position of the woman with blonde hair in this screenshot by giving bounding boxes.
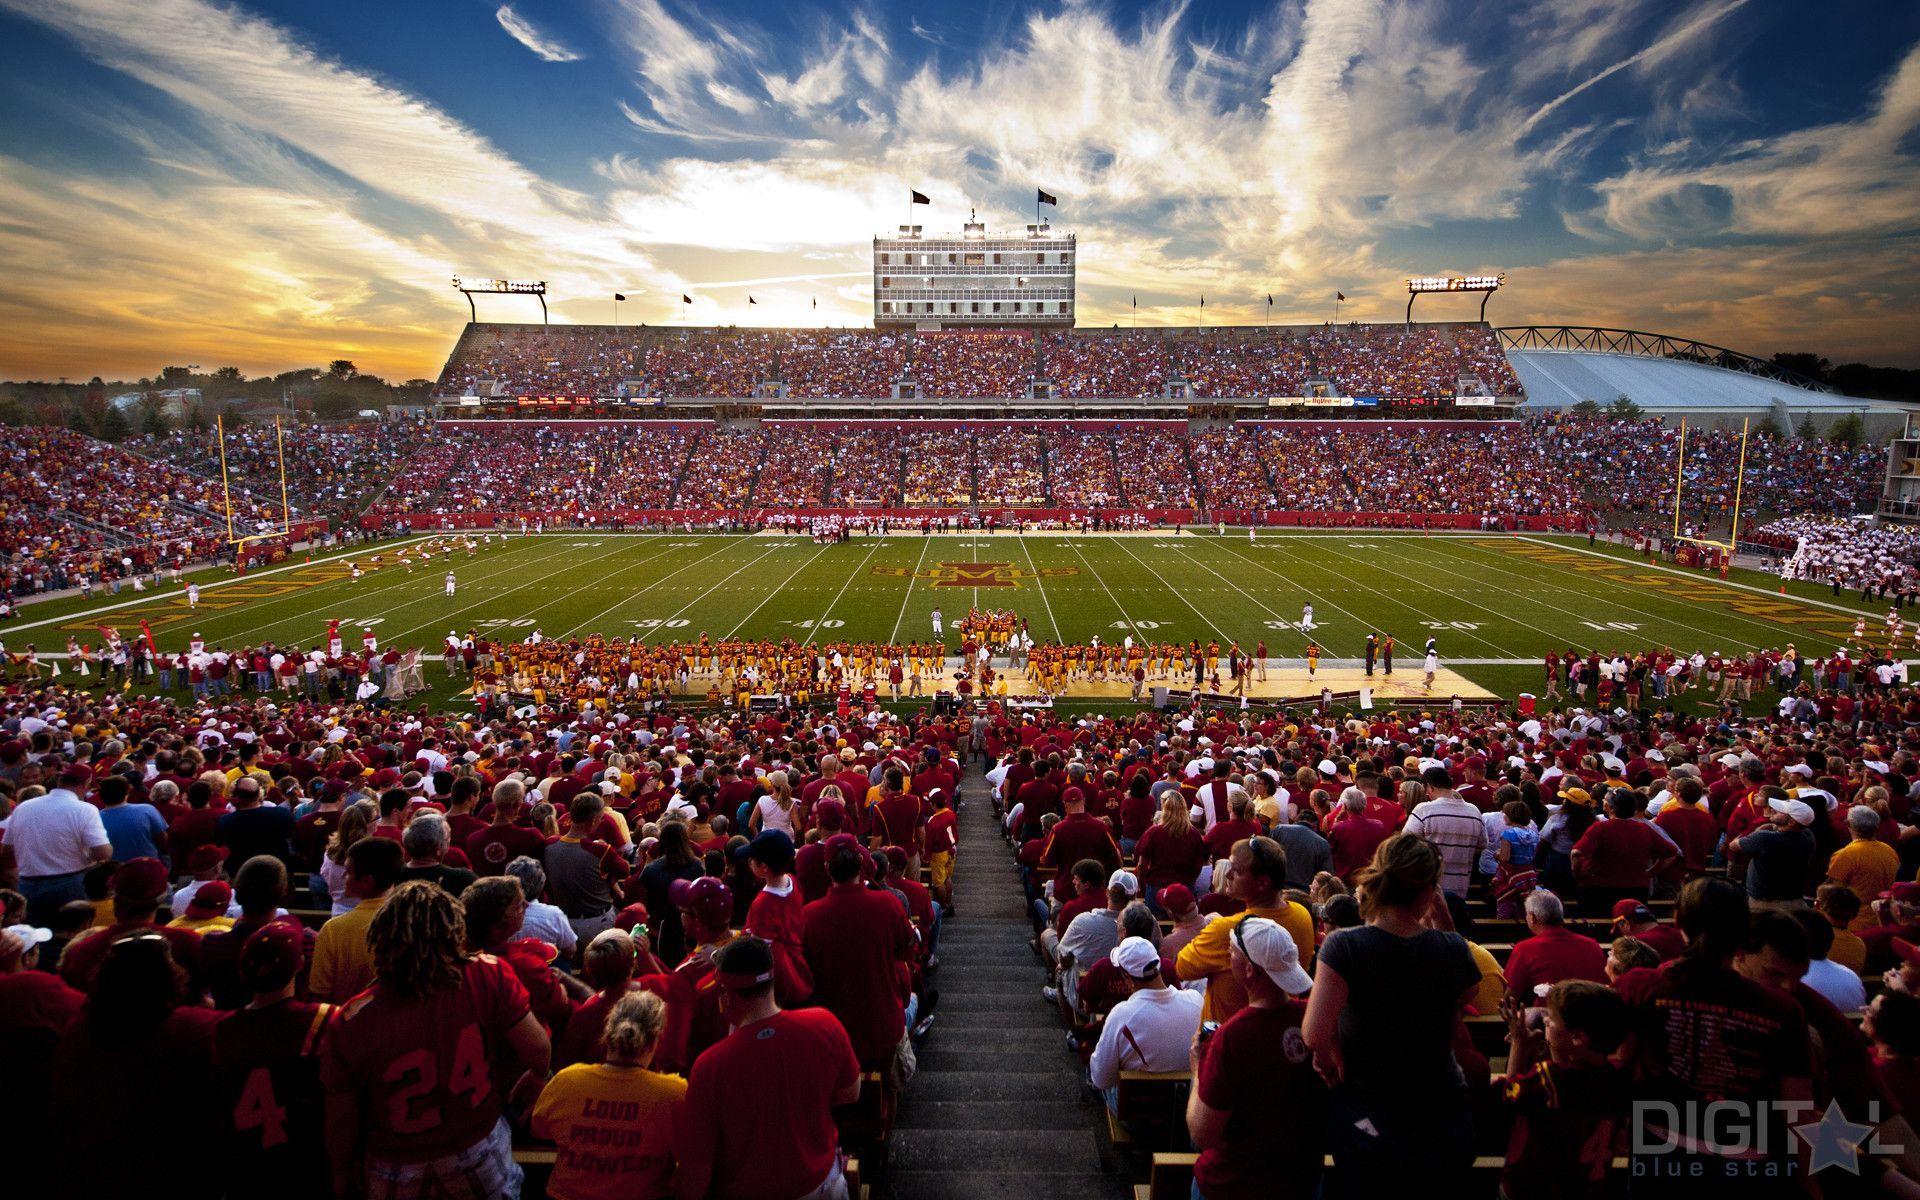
[533,988,687,1199]
[751,769,799,837]
[1134,790,1206,908]
[1303,833,1479,1196]
[320,800,378,914]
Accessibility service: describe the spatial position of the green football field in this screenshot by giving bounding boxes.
[9,529,1885,712]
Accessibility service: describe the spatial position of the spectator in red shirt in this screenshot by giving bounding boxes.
[1327,788,1390,882]
[1504,891,1608,1000]
[1609,899,1687,961]
[801,838,916,1070]
[1571,791,1676,914]
[674,936,862,1200]
[1203,792,1265,861]
[1653,776,1718,880]
[870,766,924,874]
[1135,791,1207,905]
[320,880,552,1200]
[466,784,547,875]
[1039,789,1123,879]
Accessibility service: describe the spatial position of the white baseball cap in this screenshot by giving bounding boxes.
[1109,936,1162,978]
[1768,796,1816,827]
[1108,869,1141,896]
[0,925,52,959]
[1233,917,1312,995]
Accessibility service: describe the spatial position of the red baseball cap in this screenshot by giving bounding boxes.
[1159,884,1197,913]
[1611,899,1654,923]
[1895,938,1920,970]
[187,881,233,914]
[669,876,733,928]
[614,902,651,930]
[238,919,306,992]
[187,844,231,873]
[113,857,171,905]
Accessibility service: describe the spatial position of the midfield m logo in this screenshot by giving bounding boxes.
[870,561,1080,589]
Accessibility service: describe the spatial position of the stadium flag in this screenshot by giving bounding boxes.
[682,294,693,304]
[1267,294,1273,306]
[812,297,817,310]
[910,189,930,205]
[1200,295,1205,308]
[748,296,757,305]
[1336,291,1346,301]
[138,619,157,655]
[1037,188,1057,206]
[614,292,626,301]
[97,624,121,648]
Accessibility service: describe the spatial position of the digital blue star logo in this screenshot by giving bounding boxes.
[1793,1100,1877,1175]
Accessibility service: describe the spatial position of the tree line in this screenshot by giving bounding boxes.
[0,360,434,440]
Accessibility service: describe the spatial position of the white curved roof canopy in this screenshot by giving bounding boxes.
[1509,349,1890,413]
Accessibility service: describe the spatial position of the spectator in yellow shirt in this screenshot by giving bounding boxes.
[1828,807,1900,928]
[532,989,686,1200]
[309,837,402,1002]
[1175,836,1316,1022]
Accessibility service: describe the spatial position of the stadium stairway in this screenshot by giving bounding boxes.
[876,775,1132,1200]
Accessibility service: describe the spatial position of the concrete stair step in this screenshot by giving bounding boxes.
[938,996,1062,1027]
[910,1069,1077,1103]
[915,1025,1068,1052]
[887,1128,1103,1174]
[915,1047,1084,1075]
[877,1171,1130,1200]
[892,1099,1093,1130]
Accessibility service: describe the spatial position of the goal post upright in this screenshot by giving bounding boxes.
[216,413,236,546]
[1670,418,1687,544]
[1727,416,1750,551]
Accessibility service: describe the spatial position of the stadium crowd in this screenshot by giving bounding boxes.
[4,630,1920,1196]
[0,427,270,597]
[433,324,1526,402]
[129,420,430,526]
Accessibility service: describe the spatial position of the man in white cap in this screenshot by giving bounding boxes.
[1728,796,1818,912]
[1089,935,1202,1109]
[1185,916,1322,1198]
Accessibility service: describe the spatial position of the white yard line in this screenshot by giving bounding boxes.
[1108,537,1230,643]
[725,541,837,640]
[1236,537,1582,656]
[634,540,796,644]
[1063,538,1144,642]
[382,536,673,649]
[562,537,758,640]
[1416,538,1785,651]
[806,537,887,647]
[1015,534,1063,642]
[1518,536,1884,619]
[888,537,932,645]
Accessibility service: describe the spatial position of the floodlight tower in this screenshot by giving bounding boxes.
[452,277,549,324]
[1406,274,1505,323]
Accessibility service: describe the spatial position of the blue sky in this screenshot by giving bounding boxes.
[0,0,1915,380]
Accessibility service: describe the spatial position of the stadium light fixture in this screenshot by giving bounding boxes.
[452,276,549,324]
[1404,272,1505,323]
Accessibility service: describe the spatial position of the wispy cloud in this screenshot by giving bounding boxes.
[495,5,582,63]
[0,0,1916,379]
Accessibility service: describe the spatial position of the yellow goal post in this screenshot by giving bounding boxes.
[1670,416,1749,554]
[216,414,293,548]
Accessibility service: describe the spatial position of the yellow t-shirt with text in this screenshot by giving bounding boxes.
[532,1062,686,1200]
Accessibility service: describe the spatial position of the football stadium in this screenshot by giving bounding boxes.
[5,4,1920,1200]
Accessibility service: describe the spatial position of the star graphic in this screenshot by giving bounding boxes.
[1794,1099,1877,1175]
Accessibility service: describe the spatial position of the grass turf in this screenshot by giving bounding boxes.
[10,530,1881,712]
